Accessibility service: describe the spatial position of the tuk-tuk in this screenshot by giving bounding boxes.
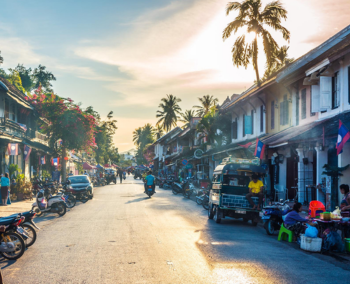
[208,157,269,226]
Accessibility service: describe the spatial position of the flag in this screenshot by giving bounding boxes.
[17,123,27,132]
[40,156,46,165]
[51,158,60,166]
[238,142,252,148]
[7,143,19,155]
[254,138,266,159]
[336,120,350,155]
[23,145,31,161]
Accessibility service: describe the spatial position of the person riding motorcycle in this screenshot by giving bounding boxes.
[144,170,156,194]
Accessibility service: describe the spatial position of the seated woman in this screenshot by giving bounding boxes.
[340,184,350,212]
[284,202,316,237]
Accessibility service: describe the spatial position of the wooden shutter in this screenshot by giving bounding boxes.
[311,85,320,113]
[260,105,264,132]
[320,76,332,110]
[231,119,237,140]
[251,110,254,134]
[271,101,275,130]
[280,101,283,125]
[244,115,252,135]
[301,89,306,119]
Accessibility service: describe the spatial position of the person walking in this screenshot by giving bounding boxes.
[1,173,10,206]
[118,169,123,184]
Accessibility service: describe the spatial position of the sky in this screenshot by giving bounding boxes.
[0,0,349,152]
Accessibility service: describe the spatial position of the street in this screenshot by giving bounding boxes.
[1,176,350,284]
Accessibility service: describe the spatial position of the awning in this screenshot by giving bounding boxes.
[96,164,104,169]
[83,162,96,170]
[7,92,33,110]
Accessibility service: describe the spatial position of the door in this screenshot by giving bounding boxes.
[287,155,298,199]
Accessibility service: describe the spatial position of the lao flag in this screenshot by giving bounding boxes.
[40,156,46,165]
[254,138,266,159]
[238,142,252,148]
[23,145,31,161]
[336,120,350,155]
[7,143,19,155]
[52,158,59,166]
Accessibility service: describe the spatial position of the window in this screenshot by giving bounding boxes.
[271,101,275,130]
[260,105,264,132]
[251,109,254,134]
[301,89,306,119]
[332,71,340,109]
[280,95,289,126]
[310,86,315,116]
[243,115,245,136]
[231,118,238,140]
[11,103,16,121]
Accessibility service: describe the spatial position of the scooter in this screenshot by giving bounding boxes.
[262,199,290,235]
[144,184,155,198]
[172,178,186,195]
[32,188,67,217]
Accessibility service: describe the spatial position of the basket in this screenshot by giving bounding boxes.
[309,201,325,218]
[300,235,322,252]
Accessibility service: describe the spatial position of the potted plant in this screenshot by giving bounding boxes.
[15,174,25,201]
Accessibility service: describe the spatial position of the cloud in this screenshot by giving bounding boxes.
[74,0,253,107]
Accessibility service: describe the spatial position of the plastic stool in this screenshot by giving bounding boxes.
[278,224,294,243]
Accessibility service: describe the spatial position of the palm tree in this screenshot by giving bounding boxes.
[194,95,218,117]
[133,127,143,146]
[156,94,182,132]
[140,123,155,148]
[154,125,164,140]
[180,109,195,129]
[222,0,290,84]
[262,45,294,80]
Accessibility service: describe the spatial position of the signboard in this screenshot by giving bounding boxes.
[194,149,204,159]
[182,159,188,166]
[185,163,193,169]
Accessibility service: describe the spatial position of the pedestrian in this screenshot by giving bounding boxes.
[118,169,123,183]
[1,173,10,206]
[245,174,264,210]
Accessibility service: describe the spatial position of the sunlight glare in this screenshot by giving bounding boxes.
[244,32,256,43]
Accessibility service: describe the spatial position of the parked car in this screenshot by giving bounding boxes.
[67,175,94,198]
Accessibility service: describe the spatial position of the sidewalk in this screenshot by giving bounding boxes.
[0,199,34,217]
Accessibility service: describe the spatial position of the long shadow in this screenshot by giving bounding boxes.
[125,197,151,204]
[0,258,17,269]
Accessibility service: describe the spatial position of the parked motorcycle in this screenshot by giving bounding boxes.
[183,178,196,199]
[262,199,290,235]
[0,216,26,260]
[57,182,77,208]
[32,188,67,217]
[196,189,209,210]
[162,176,174,190]
[171,178,185,195]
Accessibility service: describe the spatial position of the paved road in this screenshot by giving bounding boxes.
[1,176,350,283]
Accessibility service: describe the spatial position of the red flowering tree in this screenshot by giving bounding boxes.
[26,87,97,180]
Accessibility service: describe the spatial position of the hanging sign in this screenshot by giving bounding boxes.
[185,163,193,169]
[182,159,188,166]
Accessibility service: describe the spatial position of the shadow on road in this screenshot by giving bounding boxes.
[125,197,151,204]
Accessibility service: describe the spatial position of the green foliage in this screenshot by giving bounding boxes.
[85,107,119,164]
[42,170,51,179]
[180,109,195,129]
[133,124,155,164]
[14,64,34,92]
[8,164,20,179]
[7,69,27,94]
[196,108,231,147]
[154,125,164,139]
[156,94,182,132]
[223,0,290,84]
[194,95,218,117]
[32,65,56,92]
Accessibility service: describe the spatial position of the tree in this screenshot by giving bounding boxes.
[222,0,290,84]
[133,124,155,165]
[154,125,164,140]
[26,87,97,181]
[180,109,195,129]
[32,65,56,92]
[14,64,34,92]
[0,51,3,65]
[7,69,26,94]
[194,95,218,117]
[156,94,182,132]
[262,45,294,80]
[133,127,143,147]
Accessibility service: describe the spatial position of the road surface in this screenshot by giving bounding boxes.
[1,176,349,283]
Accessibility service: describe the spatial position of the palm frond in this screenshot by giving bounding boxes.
[225,2,241,15]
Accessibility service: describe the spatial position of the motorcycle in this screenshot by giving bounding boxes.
[134,172,142,180]
[144,184,155,198]
[162,176,174,190]
[196,189,209,210]
[57,182,77,208]
[262,199,290,235]
[183,178,196,199]
[32,188,67,217]
[0,216,27,259]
